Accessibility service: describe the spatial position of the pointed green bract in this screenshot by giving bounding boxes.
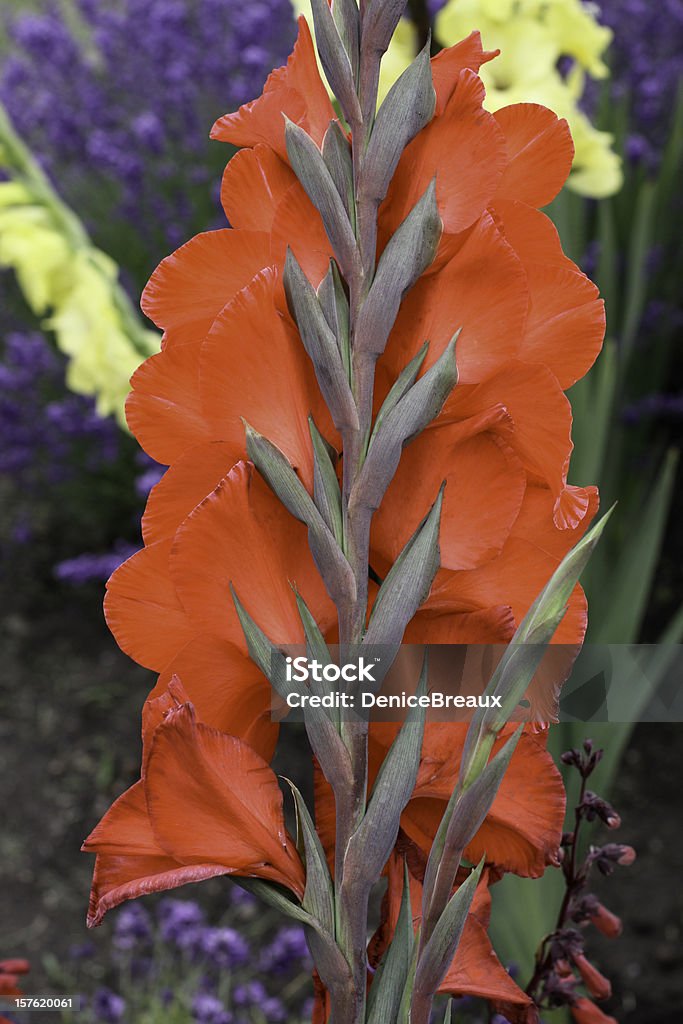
[284,248,359,431]
[363,486,444,659]
[345,660,428,884]
[285,119,359,278]
[415,859,484,1000]
[355,180,442,356]
[367,863,415,1024]
[364,42,436,203]
[356,333,458,510]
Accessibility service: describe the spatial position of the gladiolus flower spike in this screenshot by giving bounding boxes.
[85,5,610,1023]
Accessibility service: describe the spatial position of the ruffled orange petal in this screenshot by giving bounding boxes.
[140,229,270,349]
[145,702,303,894]
[519,261,605,391]
[431,32,500,114]
[372,425,526,573]
[220,144,296,230]
[380,71,506,239]
[152,635,277,763]
[104,541,195,672]
[445,362,588,529]
[211,18,334,160]
[493,103,574,209]
[200,268,336,490]
[381,212,528,388]
[86,853,226,928]
[400,728,565,877]
[170,462,336,652]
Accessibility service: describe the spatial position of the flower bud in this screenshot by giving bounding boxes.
[0,960,30,975]
[572,953,612,1000]
[570,996,618,1024]
[589,901,623,938]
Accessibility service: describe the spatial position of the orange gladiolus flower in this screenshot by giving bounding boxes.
[82,679,303,926]
[87,18,605,1019]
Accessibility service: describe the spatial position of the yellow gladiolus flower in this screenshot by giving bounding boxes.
[293,0,621,198]
[0,104,159,425]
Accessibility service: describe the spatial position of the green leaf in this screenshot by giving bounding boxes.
[363,42,436,203]
[367,863,415,1024]
[316,258,351,378]
[355,180,442,357]
[460,507,613,784]
[591,450,678,643]
[422,729,521,934]
[285,119,359,279]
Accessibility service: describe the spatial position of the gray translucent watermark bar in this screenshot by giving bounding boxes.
[269,644,683,723]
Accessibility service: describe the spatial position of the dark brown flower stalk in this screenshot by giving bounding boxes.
[526,740,636,1024]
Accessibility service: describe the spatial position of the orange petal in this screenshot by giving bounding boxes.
[270,181,333,289]
[491,198,576,272]
[446,362,587,528]
[519,261,605,391]
[372,426,526,573]
[141,229,271,348]
[221,144,296,230]
[493,103,574,208]
[404,605,516,645]
[431,32,500,114]
[200,268,336,490]
[438,536,589,649]
[380,70,506,238]
[82,782,227,927]
[170,462,336,651]
[152,635,278,763]
[104,540,195,672]
[401,729,565,877]
[145,703,304,894]
[211,19,334,161]
[85,853,226,928]
[126,343,208,466]
[382,212,528,387]
[142,443,238,545]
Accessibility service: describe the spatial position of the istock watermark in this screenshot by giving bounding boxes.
[272,644,683,723]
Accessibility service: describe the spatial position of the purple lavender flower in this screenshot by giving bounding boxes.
[0,0,296,280]
[232,980,267,1007]
[158,897,207,948]
[91,988,126,1023]
[54,542,139,585]
[191,993,233,1024]
[199,927,250,969]
[112,902,153,951]
[259,926,312,974]
[261,996,287,1022]
[589,0,683,156]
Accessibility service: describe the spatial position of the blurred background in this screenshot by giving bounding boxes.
[0,1,681,1022]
